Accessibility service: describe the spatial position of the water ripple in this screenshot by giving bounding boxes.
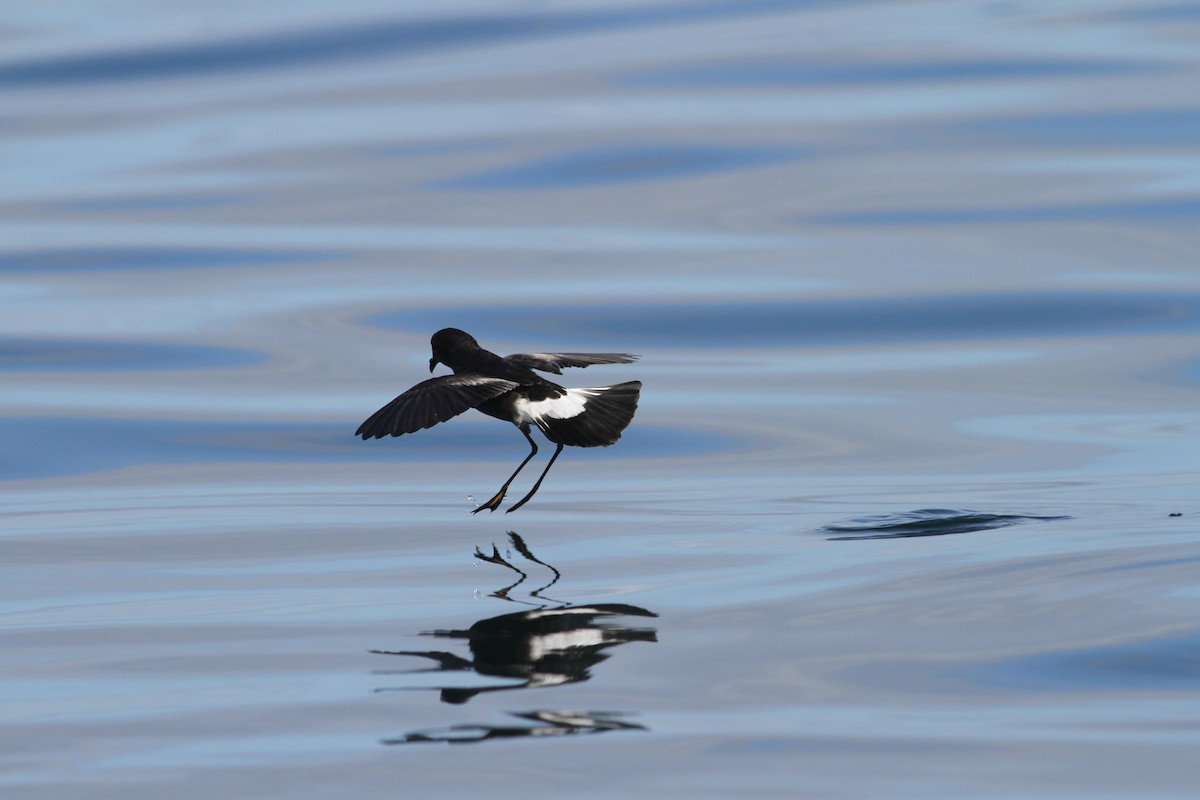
[385,291,1200,348]
[968,632,1200,692]
[431,144,801,190]
[0,14,586,86]
[815,197,1200,226]
[0,338,264,372]
[0,418,724,481]
[626,57,1151,87]
[0,1,831,87]
[821,508,1070,540]
[0,247,340,273]
[961,109,1200,148]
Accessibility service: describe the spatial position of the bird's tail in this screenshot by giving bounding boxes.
[535,381,641,447]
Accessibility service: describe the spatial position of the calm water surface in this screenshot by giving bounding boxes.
[3,1,1199,798]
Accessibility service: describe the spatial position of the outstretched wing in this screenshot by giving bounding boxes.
[506,352,639,375]
[356,374,518,439]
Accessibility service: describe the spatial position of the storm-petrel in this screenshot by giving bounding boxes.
[357,328,640,513]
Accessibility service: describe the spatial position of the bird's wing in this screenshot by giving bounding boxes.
[356,374,518,439]
[506,352,639,375]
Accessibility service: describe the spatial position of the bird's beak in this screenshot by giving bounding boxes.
[428,357,439,373]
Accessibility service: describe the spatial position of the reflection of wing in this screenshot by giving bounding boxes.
[368,649,473,670]
[506,352,638,375]
[381,710,645,745]
[356,374,518,439]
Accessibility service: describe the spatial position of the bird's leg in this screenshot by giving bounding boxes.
[505,442,563,513]
[472,426,538,513]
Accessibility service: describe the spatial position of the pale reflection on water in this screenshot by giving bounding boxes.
[3,0,1200,798]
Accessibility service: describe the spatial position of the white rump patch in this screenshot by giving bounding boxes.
[515,388,601,424]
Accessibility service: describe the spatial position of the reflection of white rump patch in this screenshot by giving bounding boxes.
[515,388,600,424]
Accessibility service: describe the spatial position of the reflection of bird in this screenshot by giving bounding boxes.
[356,328,641,512]
[372,603,658,704]
[382,710,645,745]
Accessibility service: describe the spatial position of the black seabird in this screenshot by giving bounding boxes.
[356,328,641,513]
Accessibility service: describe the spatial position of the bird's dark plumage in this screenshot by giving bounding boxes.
[356,328,641,512]
[355,374,518,439]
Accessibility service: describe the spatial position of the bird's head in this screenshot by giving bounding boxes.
[429,328,478,372]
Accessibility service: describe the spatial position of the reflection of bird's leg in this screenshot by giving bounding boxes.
[473,544,521,573]
[473,426,538,514]
[473,544,527,599]
[507,532,562,596]
[506,442,563,513]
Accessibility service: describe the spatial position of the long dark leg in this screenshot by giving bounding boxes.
[505,442,564,513]
[472,426,538,514]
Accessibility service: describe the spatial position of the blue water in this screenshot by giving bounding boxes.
[3,2,1200,798]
